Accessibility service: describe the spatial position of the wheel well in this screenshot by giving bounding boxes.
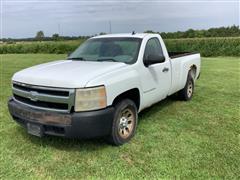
[112,88,140,110]
[190,65,197,79]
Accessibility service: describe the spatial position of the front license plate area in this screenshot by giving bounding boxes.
[27,123,43,137]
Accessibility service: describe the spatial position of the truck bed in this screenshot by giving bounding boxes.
[168,52,199,59]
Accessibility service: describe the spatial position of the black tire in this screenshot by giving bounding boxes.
[178,72,194,101]
[107,99,138,146]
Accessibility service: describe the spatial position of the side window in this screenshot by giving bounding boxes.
[144,38,164,62]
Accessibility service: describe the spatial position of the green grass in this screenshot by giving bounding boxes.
[0,54,239,179]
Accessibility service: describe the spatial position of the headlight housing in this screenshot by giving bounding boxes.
[75,86,107,112]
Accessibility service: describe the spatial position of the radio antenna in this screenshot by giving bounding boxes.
[109,21,112,34]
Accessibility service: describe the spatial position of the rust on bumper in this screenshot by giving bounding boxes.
[9,99,72,125]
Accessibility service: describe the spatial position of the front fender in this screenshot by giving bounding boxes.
[86,66,142,107]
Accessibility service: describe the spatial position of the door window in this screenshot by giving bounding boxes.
[144,38,164,62]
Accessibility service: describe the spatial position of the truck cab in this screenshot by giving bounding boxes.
[8,33,201,145]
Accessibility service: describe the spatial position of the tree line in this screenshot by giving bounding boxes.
[152,25,240,39]
[1,25,239,43]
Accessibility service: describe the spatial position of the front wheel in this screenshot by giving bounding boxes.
[107,99,138,146]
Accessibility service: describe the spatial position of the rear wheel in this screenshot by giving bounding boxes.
[179,72,195,101]
[107,99,138,146]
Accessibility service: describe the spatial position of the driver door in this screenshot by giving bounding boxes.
[140,38,171,107]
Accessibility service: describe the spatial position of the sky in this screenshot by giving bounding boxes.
[1,0,239,38]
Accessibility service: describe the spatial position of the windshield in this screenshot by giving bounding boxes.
[68,37,142,64]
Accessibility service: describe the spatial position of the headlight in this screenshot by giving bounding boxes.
[75,86,107,112]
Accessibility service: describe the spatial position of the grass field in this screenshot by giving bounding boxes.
[0,54,239,179]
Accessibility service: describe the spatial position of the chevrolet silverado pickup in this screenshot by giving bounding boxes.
[8,33,201,145]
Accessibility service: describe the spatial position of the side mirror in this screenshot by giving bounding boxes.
[144,54,165,67]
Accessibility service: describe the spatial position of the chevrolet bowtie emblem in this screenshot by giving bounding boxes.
[29,91,39,102]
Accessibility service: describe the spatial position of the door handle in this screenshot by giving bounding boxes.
[162,67,169,72]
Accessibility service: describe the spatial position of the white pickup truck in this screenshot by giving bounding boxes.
[8,33,201,145]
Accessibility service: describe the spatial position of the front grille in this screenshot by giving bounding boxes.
[12,82,75,112]
[13,84,69,97]
[14,94,68,110]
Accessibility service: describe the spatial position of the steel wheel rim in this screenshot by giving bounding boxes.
[187,80,193,98]
[118,108,135,139]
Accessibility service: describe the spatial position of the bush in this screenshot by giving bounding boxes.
[0,40,82,54]
[0,37,239,57]
[164,37,240,57]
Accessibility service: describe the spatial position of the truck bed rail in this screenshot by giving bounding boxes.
[169,52,199,59]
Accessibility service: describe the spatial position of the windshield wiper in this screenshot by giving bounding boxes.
[97,58,118,62]
[68,57,85,61]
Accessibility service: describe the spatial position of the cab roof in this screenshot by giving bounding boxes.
[91,33,151,39]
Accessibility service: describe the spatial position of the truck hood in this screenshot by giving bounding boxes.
[12,60,127,88]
